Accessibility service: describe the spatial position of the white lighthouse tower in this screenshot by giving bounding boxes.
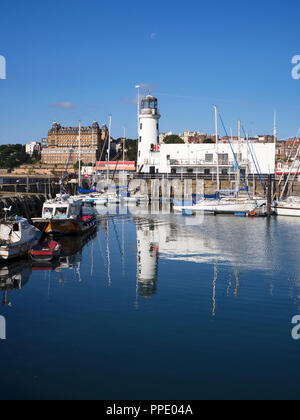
[137,94,161,173]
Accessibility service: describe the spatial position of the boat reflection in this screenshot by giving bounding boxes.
[0,260,31,306]
[31,228,98,284]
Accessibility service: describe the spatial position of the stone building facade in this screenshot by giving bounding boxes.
[41,121,108,165]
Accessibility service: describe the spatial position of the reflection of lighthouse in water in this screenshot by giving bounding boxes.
[136,222,159,298]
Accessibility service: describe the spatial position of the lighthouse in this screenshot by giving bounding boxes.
[137,94,161,173]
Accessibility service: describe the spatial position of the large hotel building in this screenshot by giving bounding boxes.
[41,121,108,165]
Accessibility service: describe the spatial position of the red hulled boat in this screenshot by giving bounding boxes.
[29,240,62,262]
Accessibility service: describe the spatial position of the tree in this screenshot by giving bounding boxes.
[124,139,138,161]
[163,135,185,144]
[203,138,215,144]
[73,161,84,170]
[30,150,41,163]
[0,144,31,169]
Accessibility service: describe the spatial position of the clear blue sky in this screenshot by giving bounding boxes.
[0,0,300,143]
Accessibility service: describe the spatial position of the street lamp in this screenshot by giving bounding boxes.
[135,85,141,134]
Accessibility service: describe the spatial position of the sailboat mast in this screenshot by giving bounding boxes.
[78,121,81,190]
[237,120,241,196]
[107,115,112,186]
[214,106,220,192]
[274,111,277,143]
[123,126,126,179]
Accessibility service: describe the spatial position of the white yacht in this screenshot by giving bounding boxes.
[0,216,41,261]
[274,196,300,217]
[122,188,149,204]
[174,196,266,215]
[79,193,108,206]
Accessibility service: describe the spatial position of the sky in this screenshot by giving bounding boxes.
[1,0,300,143]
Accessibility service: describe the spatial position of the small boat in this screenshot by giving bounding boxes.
[81,193,108,206]
[29,240,62,262]
[32,194,97,235]
[274,196,300,217]
[122,189,149,204]
[0,215,41,261]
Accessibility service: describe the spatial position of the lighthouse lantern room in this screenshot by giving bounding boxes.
[137,94,161,173]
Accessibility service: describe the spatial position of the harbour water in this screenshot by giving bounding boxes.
[0,207,300,400]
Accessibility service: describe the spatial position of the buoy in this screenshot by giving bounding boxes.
[249,210,256,217]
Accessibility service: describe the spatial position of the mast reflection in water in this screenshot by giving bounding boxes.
[1,211,300,400]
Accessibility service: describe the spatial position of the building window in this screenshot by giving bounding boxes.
[205,154,213,162]
[218,153,228,165]
[140,124,142,130]
[139,136,142,143]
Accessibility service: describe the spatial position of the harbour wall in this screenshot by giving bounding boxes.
[0,194,46,221]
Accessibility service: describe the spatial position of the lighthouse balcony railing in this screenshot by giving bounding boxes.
[140,109,160,116]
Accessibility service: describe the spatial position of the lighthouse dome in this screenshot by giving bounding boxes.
[141,94,158,110]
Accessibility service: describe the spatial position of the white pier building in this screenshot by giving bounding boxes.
[137,94,275,176]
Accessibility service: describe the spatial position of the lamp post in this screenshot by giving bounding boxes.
[135,85,141,134]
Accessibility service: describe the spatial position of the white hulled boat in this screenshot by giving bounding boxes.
[274,196,300,217]
[0,216,41,261]
[174,196,265,215]
[122,188,149,204]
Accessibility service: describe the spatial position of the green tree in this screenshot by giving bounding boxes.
[73,161,84,170]
[0,144,31,169]
[203,138,215,144]
[124,139,138,162]
[163,135,185,144]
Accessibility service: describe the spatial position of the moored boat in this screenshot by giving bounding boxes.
[274,196,300,217]
[0,216,42,261]
[29,240,62,262]
[32,194,97,235]
[174,196,266,215]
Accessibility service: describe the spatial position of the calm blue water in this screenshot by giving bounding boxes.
[1,207,300,400]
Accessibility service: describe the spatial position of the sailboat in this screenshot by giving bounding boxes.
[101,116,120,204]
[33,122,97,235]
[174,112,266,216]
[273,135,300,216]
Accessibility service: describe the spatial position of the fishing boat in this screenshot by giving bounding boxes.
[0,215,41,261]
[32,194,97,235]
[29,240,62,262]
